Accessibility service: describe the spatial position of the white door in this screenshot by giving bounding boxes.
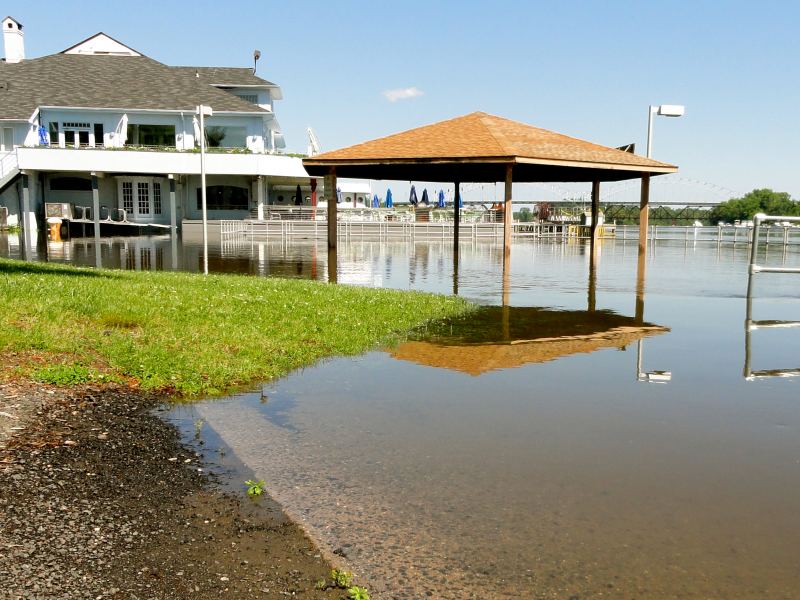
[119,178,165,223]
[0,127,13,151]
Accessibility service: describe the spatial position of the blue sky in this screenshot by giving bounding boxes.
[14,1,800,198]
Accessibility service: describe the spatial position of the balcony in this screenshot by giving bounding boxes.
[15,146,310,178]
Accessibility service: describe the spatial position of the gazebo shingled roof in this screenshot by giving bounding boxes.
[303,112,678,183]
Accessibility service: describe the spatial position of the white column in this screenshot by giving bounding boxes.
[257,177,265,220]
[168,174,177,231]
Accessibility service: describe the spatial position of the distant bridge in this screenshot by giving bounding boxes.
[455,176,740,207]
[453,176,741,224]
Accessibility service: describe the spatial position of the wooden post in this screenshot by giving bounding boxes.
[325,168,337,250]
[453,181,460,295]
[503,164,513,261]
[636,173,650,324]
[453,181,460,250]
[638,172,650,278]
[589,180,600,273]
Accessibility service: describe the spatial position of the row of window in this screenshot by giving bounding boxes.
[48,122,250,148]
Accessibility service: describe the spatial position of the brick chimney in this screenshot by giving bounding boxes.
[3,17,24,63]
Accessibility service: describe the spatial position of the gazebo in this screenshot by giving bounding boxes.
[303,111,678,273]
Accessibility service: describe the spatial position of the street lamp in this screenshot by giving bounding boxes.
[646,105,684,159]
[196,104,213,275]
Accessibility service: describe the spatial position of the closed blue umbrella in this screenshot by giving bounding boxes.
[438,189,445,207]
[337,186,342,203]
[372,194,379,208]
[409,185,418,205]
[457,189,463,208]
[386,189,393,208]
[421,189,430,206]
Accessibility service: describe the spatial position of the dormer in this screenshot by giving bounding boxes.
[3,16,24,63]
[62,33,141,56]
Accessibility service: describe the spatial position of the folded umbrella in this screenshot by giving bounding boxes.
[409,185,418,205]
[386,189,393,208]
[438,189,446,207]
[373,194,380,208]
[421,189,430,206]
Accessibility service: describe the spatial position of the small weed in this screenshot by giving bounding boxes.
[245,479,264,496]
[348,586,370,600]
[315,580,325,589]
[331,568,352,588]
[194,418,205,433]
[34,363,94,386]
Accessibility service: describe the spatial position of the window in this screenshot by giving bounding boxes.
[138,182,150,215]
[204,126,248,148]
[153,182,162,215]
[127,124,176,147]
[122,182,133,213]
[196,185,249,210]
[234,94,259,104]
[50,177,92,191]
[63,122,91,128]
[94,123,104,147]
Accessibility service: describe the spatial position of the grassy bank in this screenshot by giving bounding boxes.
[0,258,468,395]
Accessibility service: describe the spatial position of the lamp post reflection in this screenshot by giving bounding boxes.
[635,255,672,383]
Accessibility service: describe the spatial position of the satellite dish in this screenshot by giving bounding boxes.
[307,126,323,156]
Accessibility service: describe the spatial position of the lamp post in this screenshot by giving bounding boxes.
[196,105,213,275]
[646,105,684,159]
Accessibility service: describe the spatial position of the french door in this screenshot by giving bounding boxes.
[118,178,164,222]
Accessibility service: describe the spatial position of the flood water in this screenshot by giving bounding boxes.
[4,232,800,598]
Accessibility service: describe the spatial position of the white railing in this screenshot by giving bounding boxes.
[748,214,800,273]
[0,149,19,181]
[615,223,800,246]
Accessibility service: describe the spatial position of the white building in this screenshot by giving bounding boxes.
[0,18,370,235]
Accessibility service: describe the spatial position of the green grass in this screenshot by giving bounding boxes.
[0,258,468,395]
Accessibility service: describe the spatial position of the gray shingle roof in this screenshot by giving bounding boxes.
[0,53,272,120]
[170,66,275,87]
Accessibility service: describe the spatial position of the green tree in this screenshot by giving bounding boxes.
[514,207,533,222]
[709,189,799,223]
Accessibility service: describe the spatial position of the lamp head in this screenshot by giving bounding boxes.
[658,105,684,117]
[254,50,261,61]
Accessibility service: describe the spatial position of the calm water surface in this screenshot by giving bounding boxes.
[4,233,800,598]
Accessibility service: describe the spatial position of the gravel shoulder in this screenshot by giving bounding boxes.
[0,375,354,600]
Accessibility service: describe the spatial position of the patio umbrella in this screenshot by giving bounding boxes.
[37,126,49,147]
[337,187,343,203]
[295,184,303,205]
[421,189,430,206]
[457,189,463,208]
[373,194,380,208]
[386,189,393,208]
[409,185,418,205]
[438,189,445,207]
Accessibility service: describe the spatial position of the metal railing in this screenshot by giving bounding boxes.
[749,214,800,274]
[743,213,800,380]
[0,149,19,181]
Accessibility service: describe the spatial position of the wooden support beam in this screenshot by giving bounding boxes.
[638,172,650,277]
[453,181,460,295]
[636,173,650,324]
[503,163,513,261]
[590,180,600,266]
[325,168,337,250]
[453,181,460,251]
